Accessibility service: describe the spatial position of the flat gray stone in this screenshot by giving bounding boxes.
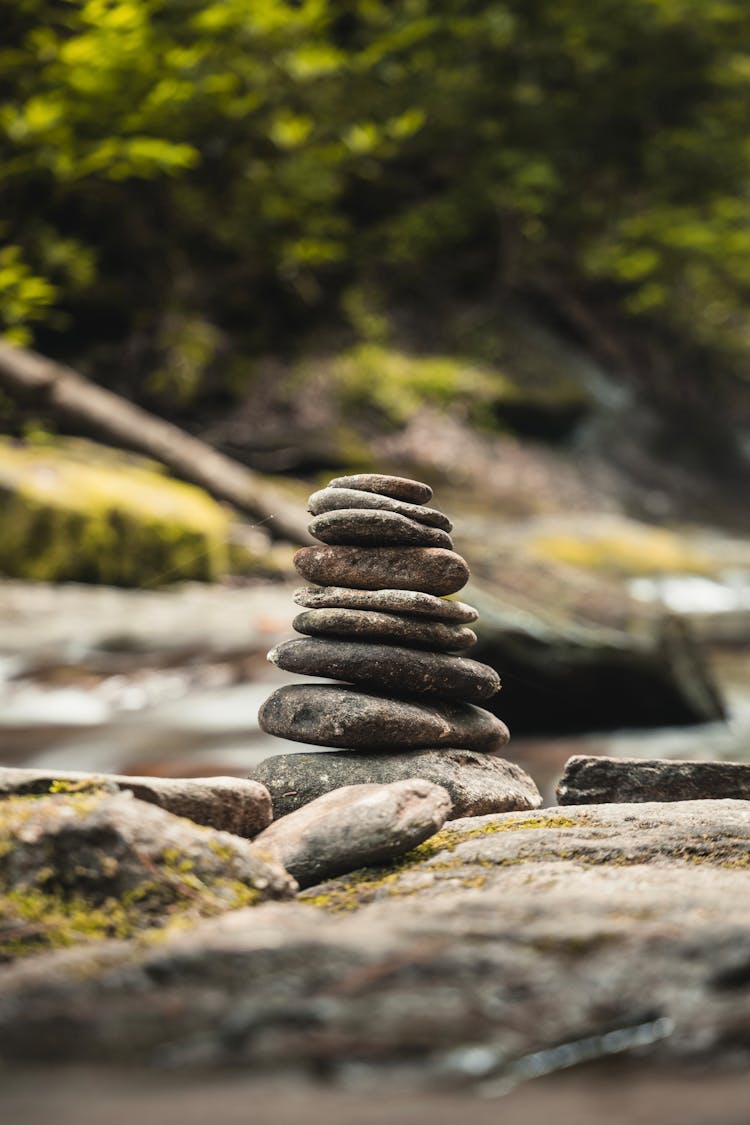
[293,608,477,651]
[0,767,272,838]
[253,779,451,887]
[309,509,453,550]
[327,473,432,504]
[557,755,750,805]
[294,585,479,623]
[268,638,500,702]
[252,749,542,819]
[308,487,452,531]
[294,546,469,596]
[258,684,510,751]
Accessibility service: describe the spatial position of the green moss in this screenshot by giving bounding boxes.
[530,524,713,577]
[0,437,230,586]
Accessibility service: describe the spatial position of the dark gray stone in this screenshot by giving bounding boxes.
[309,508,453,550]
[293,608,477,651]
[557,755,750,805]
[0,767,272,838]
[257,684,510,751]
[268,638,500,702]
[308,487,452,531]
[294,546,469,596]
[293,585,478,623]
[327,473,432,504]
[253,779,451,887]
[252,748,542,819]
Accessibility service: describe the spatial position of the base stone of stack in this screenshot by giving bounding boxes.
[251,748,541,820]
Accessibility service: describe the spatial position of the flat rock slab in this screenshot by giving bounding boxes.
[558,755,750,805]
[294,546,469,596]
[254,779,451,887]
[251,748,542,819]
[309,509,453,550]
[292,608,477,651]
[258,684,510,752]
[0,767,272,837]
[294,586,478,623]
[308,487,452,531]
[327,473,432,504]
[268,638,500,702]
[3,800,750,1076]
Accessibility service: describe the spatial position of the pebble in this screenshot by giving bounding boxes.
[268,638,500,702]
[293,608,477,651]
[253,779,451,887]
[309,508,453,550]
[307,488,452,531]
[294,545,469,596]
[327,473,432,504]
[258,684,510,751]
[293,585,479,623]
[252,749,540,820]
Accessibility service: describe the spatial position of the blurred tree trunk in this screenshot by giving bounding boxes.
[0,341,312,544]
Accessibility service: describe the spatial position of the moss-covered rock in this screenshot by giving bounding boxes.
[0,437,230,586]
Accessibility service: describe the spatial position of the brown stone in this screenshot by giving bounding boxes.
[308,487,452,531]
[293,585,478,623]
[292,608,477,651]
[309,508,452,550]
[294,546,469,596]
[327,473,432,504]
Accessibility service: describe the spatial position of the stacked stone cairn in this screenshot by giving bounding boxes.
[258,473,513,777]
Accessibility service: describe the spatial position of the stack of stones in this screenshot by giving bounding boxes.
[258,473,539,818]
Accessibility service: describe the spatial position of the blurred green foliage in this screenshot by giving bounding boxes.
[1,0,750,394]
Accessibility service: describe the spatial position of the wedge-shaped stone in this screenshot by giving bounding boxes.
[258,683,509,751]
[309,508,453,550]
[294,585,478,623]
[293,608,477,651]
[294,546,469,596]
[308,487,452,531]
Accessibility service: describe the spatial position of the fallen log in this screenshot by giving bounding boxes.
[0,340,312,544]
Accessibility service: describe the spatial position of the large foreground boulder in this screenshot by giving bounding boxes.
[251,749,541,819]
[1,799,750,1080]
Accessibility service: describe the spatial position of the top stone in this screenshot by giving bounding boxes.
[327,473,432,505]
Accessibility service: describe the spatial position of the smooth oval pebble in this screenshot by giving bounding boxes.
[308,488,452,531]
[293,608,477,651]
[294,586,479,623]
[309,508,453,550]
[294,546,469,596]
[327,473,432,504]
[268,638,500,702]
[258,683,510,752]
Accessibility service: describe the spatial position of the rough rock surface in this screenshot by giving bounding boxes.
[294,585,478,622]
[294,546,469,596]
[2,801,750,1078]
[258,684,510,751]
[292,608,477,651]
[558,755,750,805]
[254,779,451,887]
[307,487,452,531]
[309,509,453,550]
[251,749,542,819]
[327,473,432,504]
[0,789,295,960]
[0,767,272,837]
[268,638,500,702]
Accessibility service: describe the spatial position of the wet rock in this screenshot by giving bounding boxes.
[269,638,500,702]
[294,546,470,596]
[293,585,478,623]
[0,788,296,960]
[557,755,750,805]
[309,509,453,550]
[0,767,272,838]
[327,473,432,504]
[258,684,510,752]
[308,487,452,531]
[254,779,452,887]
[251,748,542,819]
[292,608,477,651]
[4,801,750,1072]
